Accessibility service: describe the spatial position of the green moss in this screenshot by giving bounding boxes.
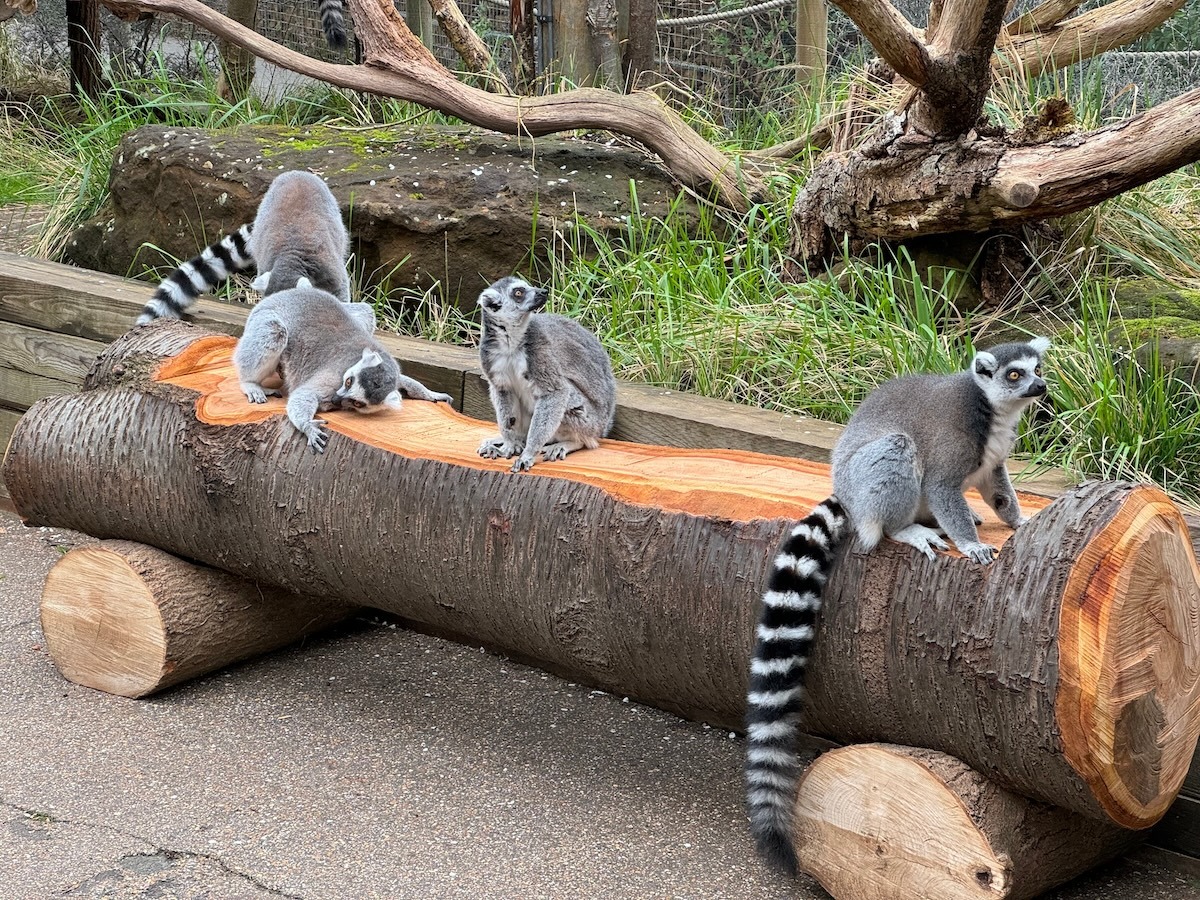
[1116,316,1200,344]
[1112,277,1200,322]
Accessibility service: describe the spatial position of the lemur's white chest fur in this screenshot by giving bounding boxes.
[964,406,1024,489]
[485,325,529,390]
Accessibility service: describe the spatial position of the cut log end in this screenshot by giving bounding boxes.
[1057,485,1200,828]
[793,744,1139,900]
[41,545,169,697]
[40,541,356,698]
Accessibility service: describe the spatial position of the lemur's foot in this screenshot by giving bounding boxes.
[890,524,950,560]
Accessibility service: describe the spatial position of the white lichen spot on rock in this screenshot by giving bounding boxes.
[217,192,229,206]
[202,161,213,170]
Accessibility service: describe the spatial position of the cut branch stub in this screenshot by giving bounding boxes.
[6,323,1200,829]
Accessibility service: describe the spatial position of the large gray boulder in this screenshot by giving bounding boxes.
[66,124,693,304]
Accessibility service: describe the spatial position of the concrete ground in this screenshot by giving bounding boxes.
[3,506,1200,900]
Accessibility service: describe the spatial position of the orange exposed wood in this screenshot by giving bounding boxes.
[1057,489,1200,828]
[154,336,1051,536]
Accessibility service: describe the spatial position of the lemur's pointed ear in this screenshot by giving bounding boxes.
[1028,336,1051,356]
[973,350,998,378]
[384,390,402,410]
[295,276,313,290]
[361,349,382,367]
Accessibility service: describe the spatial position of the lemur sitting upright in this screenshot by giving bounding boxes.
[137,170,350,325]
[476,276,616,473]
[744,337,1050,875]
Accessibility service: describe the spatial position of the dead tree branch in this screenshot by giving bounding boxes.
[426,0,512,93]
[100,0,756,209]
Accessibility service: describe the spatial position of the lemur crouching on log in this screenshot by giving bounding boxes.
[235,283,452,453]
[476,276,617,473]
[745,337,1051,875]
[138,170,350,325]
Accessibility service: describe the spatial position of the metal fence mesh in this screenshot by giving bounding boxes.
[3,0,1199,117]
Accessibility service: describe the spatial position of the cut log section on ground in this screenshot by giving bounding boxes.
[793,743,1141,900]
[41,539,358,697]
[4,321,1200,830]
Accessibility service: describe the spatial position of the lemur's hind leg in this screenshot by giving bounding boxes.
[838,434,944,557]
[234,312,287,404]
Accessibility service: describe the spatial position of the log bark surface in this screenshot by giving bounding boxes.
[793,743,1141,900]
[42,540,357,697]
[5,323,1199,829]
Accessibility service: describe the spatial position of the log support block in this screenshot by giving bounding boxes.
[793,743,1141,900]
[40,540,357,697]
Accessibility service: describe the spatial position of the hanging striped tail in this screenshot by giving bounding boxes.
[318,0,347,49]
[745,496,847,875]
[137,226,254,326]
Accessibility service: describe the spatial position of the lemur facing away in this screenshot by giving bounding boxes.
[235,284,452,453]
[744,336,1051,875]
[476,276,616,473]
[317,0,347,48]
[137,170,350,325]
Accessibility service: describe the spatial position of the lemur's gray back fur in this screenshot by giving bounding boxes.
[745,337,1050,876]
[137,170,349,326]
[476,276,616,472]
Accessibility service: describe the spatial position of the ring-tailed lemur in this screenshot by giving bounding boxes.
[317,0,347,48]
[137,170,349,325]
[475,276,616,473]
[234,284,452,453]
[745,336,1050,875]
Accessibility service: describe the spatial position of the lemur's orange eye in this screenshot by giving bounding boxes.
[344,376,353,388]
[1008,370,1021,382]
[1035,366,1042,376]
[513,288,525,298]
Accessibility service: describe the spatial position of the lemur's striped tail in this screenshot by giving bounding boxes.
[745,496,847,875]
[318,0,347,49]
[137,226,253,326]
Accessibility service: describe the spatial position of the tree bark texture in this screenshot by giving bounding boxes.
[793,743,1141,900]
[67,0,102,100]
[623,0,655,89]
[99,0,754,210]
[41,540,358,698]
[216,0,257,102]
[789,85,1200,266]
[5,323,1200,830]
[587,0,624,92]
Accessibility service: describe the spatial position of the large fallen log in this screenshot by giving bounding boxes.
[4,321,1200,830]
[793,743,1141,900]
[40,540,358,698]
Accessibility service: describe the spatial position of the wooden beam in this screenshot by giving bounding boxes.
[66,0,103,100]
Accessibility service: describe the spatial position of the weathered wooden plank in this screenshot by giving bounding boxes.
[0,367,81,412]
[0,321,106,387]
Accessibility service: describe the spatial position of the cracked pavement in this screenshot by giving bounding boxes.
[3,507,1200,899]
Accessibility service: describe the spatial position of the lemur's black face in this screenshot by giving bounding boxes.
[478,276,549,324]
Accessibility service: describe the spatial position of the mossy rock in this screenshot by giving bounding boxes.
[1112,277,1200,322]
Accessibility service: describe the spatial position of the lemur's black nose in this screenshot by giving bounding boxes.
[1023,379,1047,398]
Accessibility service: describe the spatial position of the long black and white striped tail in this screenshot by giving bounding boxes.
[745,496,847,876]
[137,226,253,326]
[318,0,347,49]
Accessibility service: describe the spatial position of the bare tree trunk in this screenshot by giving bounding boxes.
[510,0,537,92]
[624,0,655,89]
[795,744,1141,900]
[795,0,827,88]
[6,323,1200,830]
[215,0,256,102]
[587,0,624,91]
[555,0,597,85]
[67,0,103,100]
